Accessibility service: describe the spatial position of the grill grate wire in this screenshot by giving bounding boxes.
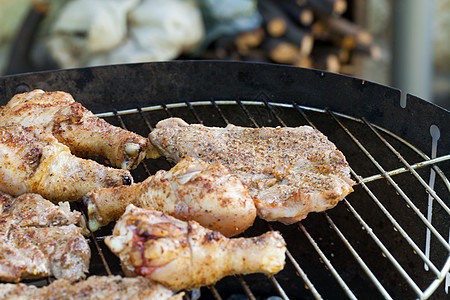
[80,100,450,299]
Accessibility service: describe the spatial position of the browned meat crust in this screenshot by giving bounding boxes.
[105,205,286,291]
[0,89,159,169]
[0,124,132,202]
[0,192,90,282]
[85,157,256,236]
[149,118,355,224]
[0,275,183,299]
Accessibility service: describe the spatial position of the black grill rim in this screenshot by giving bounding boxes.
[0,61,449,300]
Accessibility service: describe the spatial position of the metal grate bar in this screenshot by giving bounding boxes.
[361,155,450,184]
[162,103,174,118]
[268,275,290,300]
[323,212,393,299]
[87,100,448,299]
[292,101,317,128]
[266,223,323,300]
[235,275,257,300]
[232,101,308,299]
[186,101,203,124]
[211,99,230,125]
[186,101,267,300]
[76,202,113,276]
[290,101,449,191]
[343,193,425,296]
[285,249,322,300]
[361,117,450,215]
[359,165,442,275]
[137,106,155,131]
[288,101,442,295]
[298,223,358,299]
[327,110,450,253]
[272,102,397,298]
[236,100,259,128]
[369,124,450,190]
[112,109,127,129]
[311,108,443,275]
[208,285,223,300]
[263,99,287,127]
[264,101,364,298]
[100,103,450,188]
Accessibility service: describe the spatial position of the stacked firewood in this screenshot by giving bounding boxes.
[198,0,381,75]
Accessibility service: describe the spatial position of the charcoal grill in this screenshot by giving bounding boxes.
[0,61,449,299]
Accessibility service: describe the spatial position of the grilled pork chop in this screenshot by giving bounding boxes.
[105,205,286,291]
[0,89,159,169]
[149,118,355,224]
[85,156,256,236]
[0,192,90,282]
[0,124,132,202]
[0,276,183,299]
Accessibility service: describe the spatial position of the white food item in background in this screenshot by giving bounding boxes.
[47,0,204,68]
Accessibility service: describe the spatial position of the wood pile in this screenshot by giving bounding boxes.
[197,0,381,75]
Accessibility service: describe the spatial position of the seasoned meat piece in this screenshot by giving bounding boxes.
[0,224,90,282]
[85,157,256,236]
[0,192,90,282]
[0,124,132,202]
[0,89,159,169]
[0,192,84,228]
[149,118,355,224]
[0,275,183,299]
[105,205,286,291]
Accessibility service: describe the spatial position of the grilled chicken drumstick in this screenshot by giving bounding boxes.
[0,124,132,202]
[0,276,183,300]
[0,192,90,282]
[0,89,159,169]
[105,205,286,291]
[149,117,355,224]
[85,157,256,236]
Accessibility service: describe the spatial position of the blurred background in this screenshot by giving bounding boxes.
[0,0,449,110]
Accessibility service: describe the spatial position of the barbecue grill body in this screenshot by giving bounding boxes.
[0,61,449,299]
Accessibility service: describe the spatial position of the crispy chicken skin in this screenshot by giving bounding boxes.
[105,205,286,291]
[0,276,183,300]
[85,157,256,236]
[0,89,159,169]
[0,124,132,202]
[0,192,90,282]
[149,118,355,224]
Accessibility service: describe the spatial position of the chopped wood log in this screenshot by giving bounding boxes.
[193,0,377,78]
[313,53,341,73]
[312,42,350,63]
[277,1,315,27]
[353,43,382,60]
[317,14,373,46]
[299,8,314,27]
[262,38,300,64]
[293,55,313,68]
[235,27,265,55]
[306,0,347,15]
[285,27,314,57]
[258,0,314,57]
[311,21,329,40]
[258,0,289,37]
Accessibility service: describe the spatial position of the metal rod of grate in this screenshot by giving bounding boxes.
[274,101,430,298]
[239,100,400,299]
[90,100,450,300]
[327,110,450,253]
